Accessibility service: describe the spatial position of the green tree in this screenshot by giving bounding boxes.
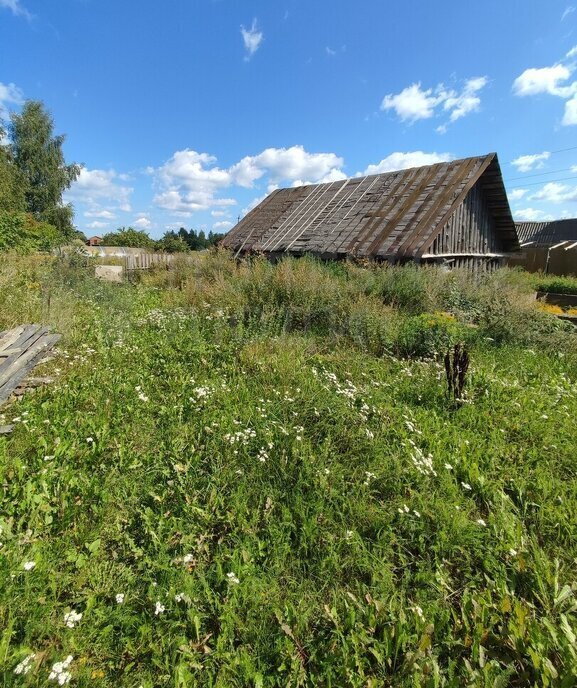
[101,227,155,248]
[155,231,190,253]
[0,125,26,212]
[9,101,81,237]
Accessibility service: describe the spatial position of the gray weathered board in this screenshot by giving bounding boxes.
[0,325,60,429]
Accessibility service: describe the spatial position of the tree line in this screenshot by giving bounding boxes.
[98,227,225,253]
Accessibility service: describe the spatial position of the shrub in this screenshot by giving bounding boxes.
[0,211,62,253]
[362,263,445,314]
[395,312,469,358]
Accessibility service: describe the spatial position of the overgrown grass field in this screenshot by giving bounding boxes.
[1,254,577,686]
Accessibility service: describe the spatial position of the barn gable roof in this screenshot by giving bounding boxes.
[223,153,518,259]
[516,219,577,247]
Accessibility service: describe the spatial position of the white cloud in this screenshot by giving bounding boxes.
[514,207,554,221]
[513,49,577,126]
[511,151,550,172]
[0,0,31,18]
[513,64,576,97]
[86,221,109,230]
[133,215,152,229]
[562,6,575,21]
[153,149,237,215]
[213,221,233,230]
[84,209,116,219]
[67,168,133,212]
[230,145,345,187]
[381,83,443,122]
[443,76,488,122]
[0,81,24,118]
[509,189,528,201]
[360,151,453,176]
[562,94,577,125]
[380,76,488,128]
[211,210,228,217]
[326,46,337,57]
[241,19,263,59]
[529,182,577,203]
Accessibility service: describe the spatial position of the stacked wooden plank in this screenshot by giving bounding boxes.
[0,325,60,433]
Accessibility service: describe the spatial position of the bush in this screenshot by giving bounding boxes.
[0,211,63,253]
[395,312,469,358]
[362,263,445,314]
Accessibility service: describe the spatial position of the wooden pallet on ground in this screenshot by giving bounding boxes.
[0,325,61,426]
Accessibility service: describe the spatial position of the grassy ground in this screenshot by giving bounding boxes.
[1,254,576,687]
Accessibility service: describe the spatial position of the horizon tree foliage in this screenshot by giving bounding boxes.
[101,227,155,249]
[100,227,226,252]
[175,227,225,250]
[8,100,81,238]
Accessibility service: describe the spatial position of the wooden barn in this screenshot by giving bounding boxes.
[222,153,520,270]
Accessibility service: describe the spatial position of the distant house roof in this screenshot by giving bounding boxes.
[222,153,518,260]
[516,219,577,247]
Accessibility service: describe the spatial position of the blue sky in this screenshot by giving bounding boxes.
[1,0,577,238]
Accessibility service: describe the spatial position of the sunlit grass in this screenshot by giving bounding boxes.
[0,254,576,686]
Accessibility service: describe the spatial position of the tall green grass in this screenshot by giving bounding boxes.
[0,253,576,686]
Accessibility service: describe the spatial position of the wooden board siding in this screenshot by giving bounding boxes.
[429,182,504,256]
[222,153,519,262]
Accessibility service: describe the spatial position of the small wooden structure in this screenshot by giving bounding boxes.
[86,235,103,246]
[509,220,577,276]
[222,153,519,271]
[0,325,60,433]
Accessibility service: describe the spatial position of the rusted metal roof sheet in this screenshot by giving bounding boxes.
[223,153,518,259]
[516,219,577,247]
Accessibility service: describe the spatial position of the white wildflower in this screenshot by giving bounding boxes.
[509,548,518,556]
[461,482,472,491]
[363,471,376,486]
[63,610,82,628]
[476,518,487,527]
[14,653,35,675]
[86,437,94,444]
[345,530,354,540]
[227,572,240,585]
[182,553,194,564]
[23,561,36,571]
[138,392,149,402]
[444,463,453,470]
[48,656,73,684]
[154,601,165,615]
[409,446,436,476]
[115,593,124,604]
[412,605,425,620]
